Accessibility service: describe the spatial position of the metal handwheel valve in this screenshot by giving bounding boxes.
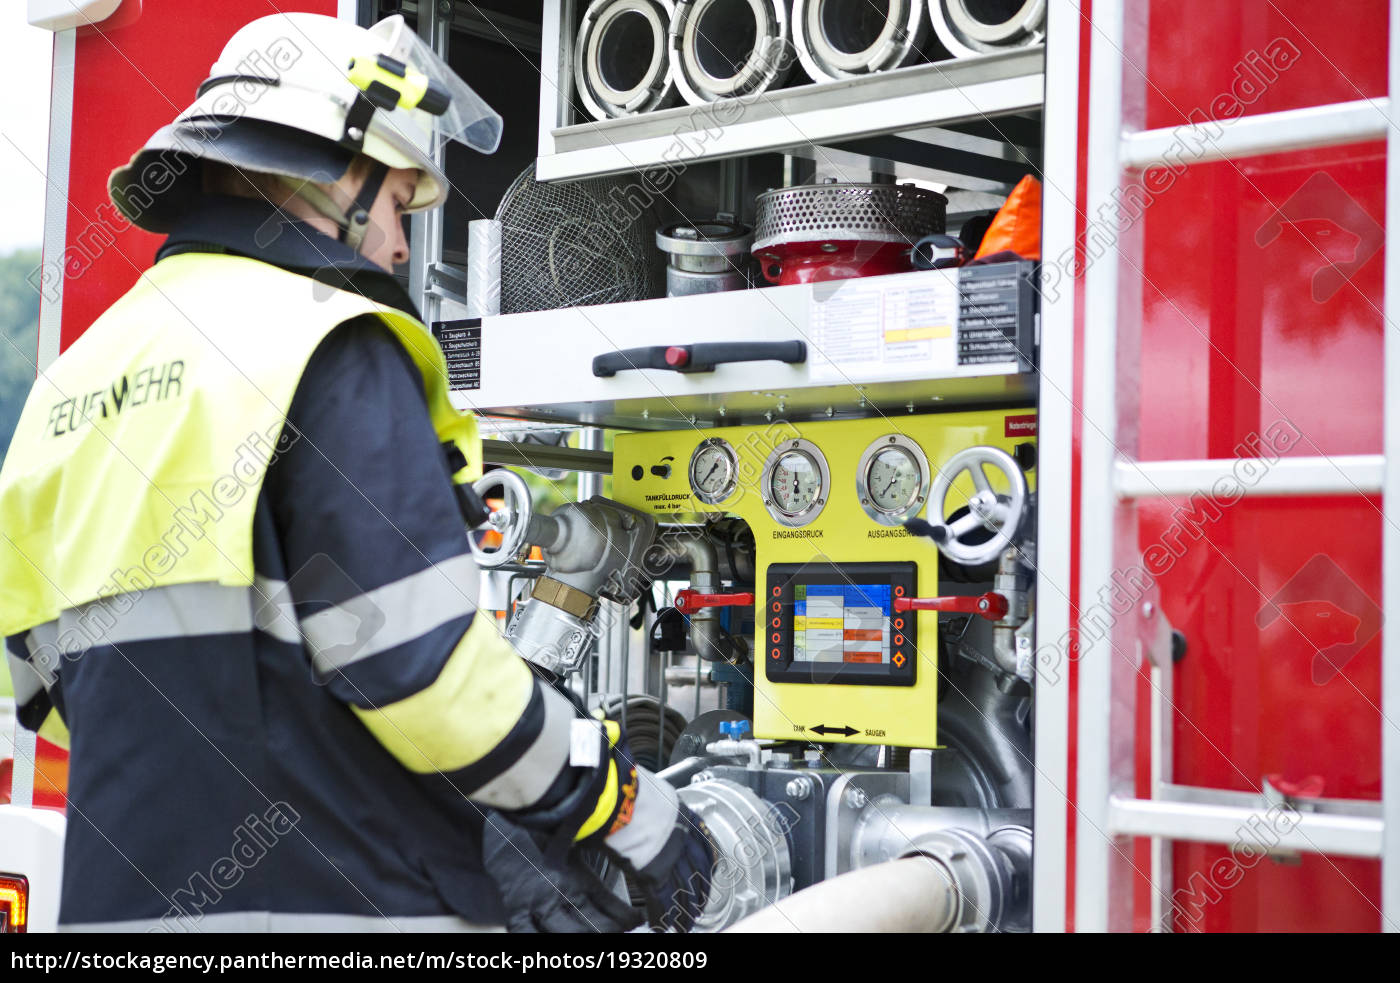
[921,446,1028,567]
[468,469,535,568]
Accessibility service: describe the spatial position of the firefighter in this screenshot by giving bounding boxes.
[0,12,712,933]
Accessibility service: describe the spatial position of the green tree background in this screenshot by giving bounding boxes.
[0,248,40,700]
[0,248,40,460]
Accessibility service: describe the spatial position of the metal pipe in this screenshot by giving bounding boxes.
[653,526,732,662]
[726,857,959,933]
[852,804,1031,869]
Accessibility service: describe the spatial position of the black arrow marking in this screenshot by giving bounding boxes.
[810,724,859,736]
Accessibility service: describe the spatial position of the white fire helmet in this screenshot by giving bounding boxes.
[108,12,501,238]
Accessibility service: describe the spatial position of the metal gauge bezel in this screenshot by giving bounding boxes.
[761,438,830,527]
[688,437,740,506]
[856,434,931,526]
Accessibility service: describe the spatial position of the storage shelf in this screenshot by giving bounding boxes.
[536,47,1045,184]
[441,264,1039,431]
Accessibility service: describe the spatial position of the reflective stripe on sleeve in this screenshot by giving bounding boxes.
[23,581,300,660]
[252,576,300,644]
[351,613,533,775]
[301,553,479,677]
[465,682,573,810]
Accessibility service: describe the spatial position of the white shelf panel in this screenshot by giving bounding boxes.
[537,48,1046,183]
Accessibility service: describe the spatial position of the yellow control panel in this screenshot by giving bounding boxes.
[611,409,1036,749]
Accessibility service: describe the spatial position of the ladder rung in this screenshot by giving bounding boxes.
[1115,455,1384,499]
[1108,794,1384,858]
[1122,98,1389,171]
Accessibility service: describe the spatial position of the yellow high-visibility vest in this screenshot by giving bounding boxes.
[0,252,481,638]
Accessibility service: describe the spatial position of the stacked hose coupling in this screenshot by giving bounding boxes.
[573,0,1047,121]
[656,219,754,296]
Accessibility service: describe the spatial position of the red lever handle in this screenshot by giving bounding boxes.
[893,591,1009,621]
[674,589,755,613]
[1265,774,1326,799]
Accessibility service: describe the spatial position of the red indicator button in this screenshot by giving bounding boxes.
[664,346,689,368]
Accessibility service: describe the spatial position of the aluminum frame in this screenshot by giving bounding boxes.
[1384,0,1400,933]
[1077,0,1399,934]
[1115,455,1386,498]
[1122,99,1390,171]
[1029,0,1079,935]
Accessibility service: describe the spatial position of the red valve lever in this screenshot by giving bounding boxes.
[893,591,1009,622]
[1265,774,1326,799]
[674,589,755,613]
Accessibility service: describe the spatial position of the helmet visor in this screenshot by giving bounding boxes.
[371,14,503,155]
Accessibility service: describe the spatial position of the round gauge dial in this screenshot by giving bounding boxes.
[688,438,738,506]
[762,439,830,526]
[770,451,821,514]
[856,435,930,526]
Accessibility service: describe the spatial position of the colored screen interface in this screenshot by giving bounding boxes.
[791,584,893,665]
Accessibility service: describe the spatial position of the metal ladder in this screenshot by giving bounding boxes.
[1077,0,1399,932]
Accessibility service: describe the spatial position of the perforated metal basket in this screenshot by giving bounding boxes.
[752,182,947,250]
[495,163,662,314]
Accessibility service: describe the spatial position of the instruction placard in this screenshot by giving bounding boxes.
[807,277,959,381]
[431,319,482,391]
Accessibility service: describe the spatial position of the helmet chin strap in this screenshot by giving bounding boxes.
[281,161,390,255]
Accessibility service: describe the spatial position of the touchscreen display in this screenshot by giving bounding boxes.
[766,561,916,686]
[792,584,893,665]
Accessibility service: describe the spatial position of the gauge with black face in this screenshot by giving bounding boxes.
[762,439,830,526]
[689,437,738,505]
[856,434,930,526]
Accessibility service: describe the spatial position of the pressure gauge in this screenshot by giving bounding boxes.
[761,438,830,526]
[689,437,739,506]
[856,434,930,526]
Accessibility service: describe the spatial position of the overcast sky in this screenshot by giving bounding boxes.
[0,7,54,255]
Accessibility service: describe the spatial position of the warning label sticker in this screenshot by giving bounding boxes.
[807,278,958,381]
[1004,413,1037,437]
[431,319,482,391]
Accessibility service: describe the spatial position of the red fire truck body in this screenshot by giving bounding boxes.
[4,0,1393,933]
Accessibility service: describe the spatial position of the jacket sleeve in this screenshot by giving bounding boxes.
[263,316,580,813]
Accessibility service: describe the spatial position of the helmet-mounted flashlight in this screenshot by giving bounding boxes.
[347,54,451,116]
